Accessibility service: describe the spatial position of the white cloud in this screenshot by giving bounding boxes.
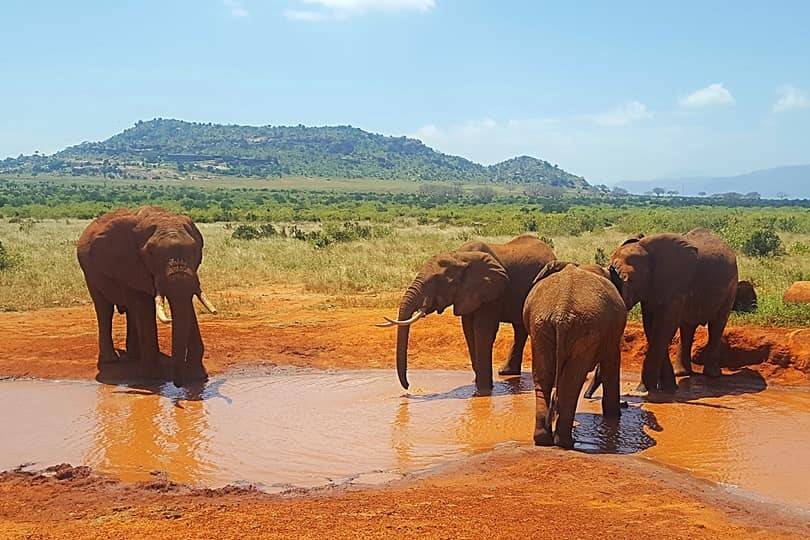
[773,85,810,113]
[591,101,652,127]
[223,0,249,17]
[679,83,735,108]
[286,0,435,21]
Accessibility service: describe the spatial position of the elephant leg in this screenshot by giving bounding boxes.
[673,323,697,376]
[498,323,527,376]
[640,305,680,395]
[132,293,160,378]
[531,332,555,446]
[125,310,140,361]
[472,311,500,395]
[703,312,731,378]
[554,360,587,450]
[185,310,207,381]
[89,289,118,366]
[461,314,477,373]
[600,345,622,419]
[658,355,677,393]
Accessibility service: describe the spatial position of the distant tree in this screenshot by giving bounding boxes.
[776,192,790,200]
[651,187,666,197]
[471,186,496,203]
[524,183,564,200]
[698,191,707,197]
[611,186,629,196]
[666,190,679,196]
[744,192,761,200]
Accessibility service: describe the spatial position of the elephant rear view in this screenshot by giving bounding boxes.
[524,262,627,449]
[77,206,217,387]
[378,234,555,394]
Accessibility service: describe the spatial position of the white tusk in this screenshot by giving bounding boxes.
[155,295,172,324]
[197,291,218,315]
[375,320,396,328]
[380,309,426,327]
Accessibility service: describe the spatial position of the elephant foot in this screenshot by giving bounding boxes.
[628,383,649,398]
[497,361,522,376]
[97,350,120,366]
[554,433,574,450]
[474,385,493,397]
[673,364,692,377]
[703,363,721,377]
[186,364,209,383]
[658,377,677,394]
[533,428,554,446]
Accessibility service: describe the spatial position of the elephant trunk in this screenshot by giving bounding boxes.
[167,296,193,388]
[396,277,426,390]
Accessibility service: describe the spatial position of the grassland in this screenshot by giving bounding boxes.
[2,214,810,326]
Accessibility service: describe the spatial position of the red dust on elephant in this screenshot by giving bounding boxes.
[77,206,217,387]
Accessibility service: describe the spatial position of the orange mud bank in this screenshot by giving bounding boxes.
[3,284,810,539]
[2,449,809,540]
[1,284,810,385]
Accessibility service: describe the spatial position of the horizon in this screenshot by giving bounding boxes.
[2,1,809,183]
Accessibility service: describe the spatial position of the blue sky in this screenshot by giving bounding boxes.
[1,0,808,182]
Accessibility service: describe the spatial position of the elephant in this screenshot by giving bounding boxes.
[524,261,627,449]
[378,234,556,394]
[77,206,217,387]
[610,228,738,394]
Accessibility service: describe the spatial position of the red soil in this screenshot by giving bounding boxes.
[2,284,810,538]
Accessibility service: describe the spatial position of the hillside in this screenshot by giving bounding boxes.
[1,119,589,188]
[616,165,810,199]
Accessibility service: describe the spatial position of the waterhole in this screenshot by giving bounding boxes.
[1,369,809,509]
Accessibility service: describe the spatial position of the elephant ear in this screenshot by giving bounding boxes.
[643,234,698,304]
[532,260,573,287]
[88,214,155,295]
[452,251,509,316]
[621,233,645,246]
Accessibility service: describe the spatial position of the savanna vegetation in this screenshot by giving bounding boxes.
[1,176,810,326]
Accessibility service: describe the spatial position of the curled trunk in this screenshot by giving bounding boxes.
[396,277,426,390]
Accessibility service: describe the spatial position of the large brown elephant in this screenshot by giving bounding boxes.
[610,228,738,394]
[524,261,627,449]
[77,207,217,387]
[378,234,556,394]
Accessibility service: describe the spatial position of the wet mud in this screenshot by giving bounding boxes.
[4,368,810,513]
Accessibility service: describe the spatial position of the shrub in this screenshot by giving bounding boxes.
[0,240,11,270]
[742,228,784,258]
[231,223,277,240]
[539,235,555,249]
[789,241,810,255]
[594,247,608,266]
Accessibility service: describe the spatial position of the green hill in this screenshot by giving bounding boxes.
[1,118,589,188]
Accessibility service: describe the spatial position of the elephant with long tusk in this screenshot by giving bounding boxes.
[77,206,217,387]
[378,234,556,394]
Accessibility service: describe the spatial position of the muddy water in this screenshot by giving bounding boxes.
[1,370,810,509]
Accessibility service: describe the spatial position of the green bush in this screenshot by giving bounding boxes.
[594,247,608,266]
[742,228,784,257]
[539,235,555,249]
[231,223,277,240]
[789,241,810,255]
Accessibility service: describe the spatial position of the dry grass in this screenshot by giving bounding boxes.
[1,219,809,325]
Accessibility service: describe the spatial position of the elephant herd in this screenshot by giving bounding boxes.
[377,227,747,449]
[78,206,749,450]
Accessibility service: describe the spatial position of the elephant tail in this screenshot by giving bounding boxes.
[545,327,565,433]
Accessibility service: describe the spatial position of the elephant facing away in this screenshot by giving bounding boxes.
[524,261,627,449]
[379,234,556,394]
[77,207,217,387]
[610,228,738,394]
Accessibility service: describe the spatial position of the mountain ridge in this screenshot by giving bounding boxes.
[1,118,590,189]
